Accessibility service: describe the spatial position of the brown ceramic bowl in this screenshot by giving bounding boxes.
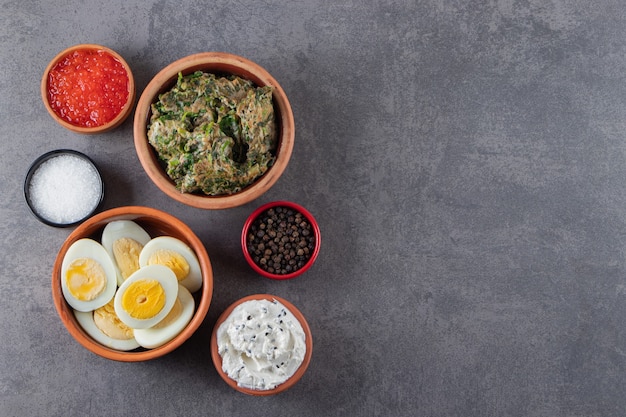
[133,52,295,209]
[52,206,213,361]
[210,294,312,395]
[41,44,135,134]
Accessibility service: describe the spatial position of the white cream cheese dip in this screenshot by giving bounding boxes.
[217,298,306,390]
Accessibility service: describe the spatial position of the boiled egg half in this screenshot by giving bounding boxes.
[134,284,195,349]
[74,299,140,351]
[61,238,117,312]
[139,236,202,293]
[114,264,178,329]
[101,220,152,285]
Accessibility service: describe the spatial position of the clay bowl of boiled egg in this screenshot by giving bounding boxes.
[51,206,213,361]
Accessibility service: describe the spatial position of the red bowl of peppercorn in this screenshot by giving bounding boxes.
[241,201,321,280]
[41,44,135,134]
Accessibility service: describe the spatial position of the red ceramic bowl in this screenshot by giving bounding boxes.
[133,52,295,209]
[210,294,312,395]
[241,201,321,280]
[41,44,135,134]
[51,206,213,361]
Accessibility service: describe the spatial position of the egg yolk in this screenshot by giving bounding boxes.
[146,249,190,282]
[93,300,134,340]
[121,279,166,320]
[66,257,106,301]
[112,237,143,280]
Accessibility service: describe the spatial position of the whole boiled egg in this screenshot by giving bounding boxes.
[134,284,195,349]
[139,236,202,293]
[114,264,178,329]
[61,238,117,312]
[74,299,140,351]
[101,220,152,286]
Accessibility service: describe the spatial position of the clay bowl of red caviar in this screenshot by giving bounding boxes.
[41,44,135,134]
[133,52,295,209]
[51,206,213,362]
[242,201,321,280]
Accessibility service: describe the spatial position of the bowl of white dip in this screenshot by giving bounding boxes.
[210,294,312,395]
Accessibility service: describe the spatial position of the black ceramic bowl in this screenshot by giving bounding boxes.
[24,149,104,227]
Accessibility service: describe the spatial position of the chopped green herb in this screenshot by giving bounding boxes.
[147,71,277,195]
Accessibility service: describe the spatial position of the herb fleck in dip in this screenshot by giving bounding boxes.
[147,71,277,196]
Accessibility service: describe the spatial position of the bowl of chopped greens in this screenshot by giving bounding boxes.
[133,52,295,209]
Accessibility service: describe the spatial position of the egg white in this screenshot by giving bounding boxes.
[101,220,152,285]
[61,238,117,312]
[74,309,140,351]
[114,264,179,329]
[139,236,203,293]
[134,284,195,349]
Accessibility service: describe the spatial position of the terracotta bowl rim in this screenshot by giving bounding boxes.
[210,293,312,395]
[133,51,295,210]
[241,200,321,280]
[51,205,213,361]
[41,43,136,134]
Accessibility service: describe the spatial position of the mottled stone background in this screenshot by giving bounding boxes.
[2,1,626,416]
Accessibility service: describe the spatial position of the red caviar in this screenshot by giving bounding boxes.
[47,49,129,128]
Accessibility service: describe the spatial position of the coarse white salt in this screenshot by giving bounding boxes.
[28,154,102,225]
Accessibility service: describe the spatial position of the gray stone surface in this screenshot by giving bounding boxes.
[2,0,626,416]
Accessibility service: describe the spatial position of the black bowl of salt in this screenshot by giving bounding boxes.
[24,149,104,227]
